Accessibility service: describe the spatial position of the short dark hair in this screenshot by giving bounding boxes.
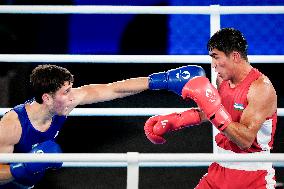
[30,64,74,103]
[207,28,248,61]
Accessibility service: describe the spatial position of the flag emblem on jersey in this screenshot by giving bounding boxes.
[234,103,244,111]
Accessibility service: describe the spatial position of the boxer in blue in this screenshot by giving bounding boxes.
[0,64,205,188]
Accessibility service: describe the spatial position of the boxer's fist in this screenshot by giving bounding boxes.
[182,76,232,131]
[144,109,201,144]
[149,65,205,95]
[144,115,169,144]
[10,140,62,187]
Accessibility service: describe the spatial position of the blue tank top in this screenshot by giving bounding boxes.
[12,101,67,153]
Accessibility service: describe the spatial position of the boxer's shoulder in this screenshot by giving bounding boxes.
[0,110,22,148]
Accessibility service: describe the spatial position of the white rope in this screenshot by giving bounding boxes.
[0,54,284,63]
[3,153,284,167]
[0,5,284,14]
[1,153,284,163]
[69,108,189,116]
[62,161,284,168]
[62,162,213,168]
[1,108,284,116]
[0,55,209,63]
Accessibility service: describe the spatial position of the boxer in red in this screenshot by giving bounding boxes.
[144,28,277,189]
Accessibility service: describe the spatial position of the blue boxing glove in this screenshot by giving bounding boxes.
[148,65,205,95]
[10,140,62,187]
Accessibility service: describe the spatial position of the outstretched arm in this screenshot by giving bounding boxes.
[72,77,149,106]
[69,65,205,109]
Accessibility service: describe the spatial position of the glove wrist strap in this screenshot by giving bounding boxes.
[209,106,232,131]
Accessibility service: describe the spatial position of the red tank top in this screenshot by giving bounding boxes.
[216,68,277,153]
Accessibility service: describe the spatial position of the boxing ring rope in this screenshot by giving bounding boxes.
[1,108,284,117]
[1,4,284,189]
[1,152,284,164]
[1,153,284,188]
[0,5,284,14]
[0,54,284,63]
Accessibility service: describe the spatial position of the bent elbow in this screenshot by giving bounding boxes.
[238,145,250,151]
[238,141,253,151]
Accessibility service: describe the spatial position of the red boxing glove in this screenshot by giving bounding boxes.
[181,76,232,131]
[144,109,201,144]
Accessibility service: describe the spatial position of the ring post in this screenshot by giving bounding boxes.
[127,152,139,189]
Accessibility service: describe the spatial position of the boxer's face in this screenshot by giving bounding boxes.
[209,48,235,81]
[50,81,74,116]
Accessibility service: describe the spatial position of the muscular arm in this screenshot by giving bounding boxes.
[68,77,149,109]
[222,76,277,150]
[0,111,21,183]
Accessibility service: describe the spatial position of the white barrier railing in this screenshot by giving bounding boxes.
[1,108,284,117]
[0,5,284,14]
[1,152,284,189]
[0,54,284,63]
[1,152,284,163]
